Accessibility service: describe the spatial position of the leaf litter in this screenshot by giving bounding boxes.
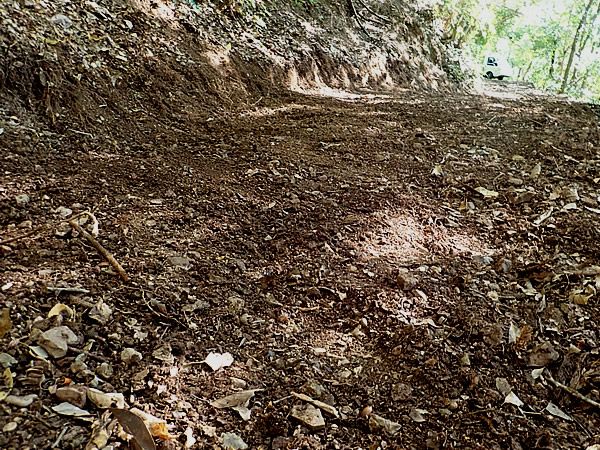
[1,4,600,448]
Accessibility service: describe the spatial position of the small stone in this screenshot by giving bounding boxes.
[88,301,113,325]
[70,359,89,376]
[56,385,87,408]
[391,383,413,401]
[302,380,326,399]
[152,344,174,363]
[528,341,560,367]
[396,270,417,291]
[290,404,325,431]
[460,353,471,366]
[446,399,459,410]
[0,352,18,368]
[15,194,30,207]
[18,220,33,229]
[34,165,46,174]
[50,13,72,28]
[56,206,73,218]
[495,377,512,396]
[167,256,191,268]
[508,177,524,186]
[369,413,401,435]
[5,394,38,407]
[38,326,79,358]
[221,432,248,450]
[3,422,18,432]
[474,255,493,266]
[121,348,142,364]
[337,369,352,379]
[97,362,114,379]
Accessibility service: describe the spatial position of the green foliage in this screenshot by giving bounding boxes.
[433,0,600,100]
[216,0,270,26]
[294,0,317,9]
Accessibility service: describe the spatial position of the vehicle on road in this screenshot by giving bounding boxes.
[483,55,513,80]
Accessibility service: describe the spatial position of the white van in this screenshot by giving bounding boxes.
[483,55,513,80]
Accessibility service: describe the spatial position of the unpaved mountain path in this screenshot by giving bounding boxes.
[2,80,600,449]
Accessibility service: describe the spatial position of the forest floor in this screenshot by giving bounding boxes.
[3,68,600,449]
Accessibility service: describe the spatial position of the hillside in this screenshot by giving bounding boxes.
[2,1,600,449]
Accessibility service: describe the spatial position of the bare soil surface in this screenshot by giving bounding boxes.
[2,3,600,449]
[3,77,600,449]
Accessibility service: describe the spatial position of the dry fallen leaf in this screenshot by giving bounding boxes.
[210,389,261,409]
[130,408,173,440]
[0,367,14,401]
[53,402,92,418]
[545,402,572,421]
[204,352,234,371]
[0,309,12,338]
[48,303,75,320]
[369,413,401,435]
[110,408,156,450]
[88,388,126,409]
[504,391,524,407]
[475,187,499,199]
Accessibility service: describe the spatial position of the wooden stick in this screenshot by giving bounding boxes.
[47,286,90,295]
[546,370,600,409]
[0,229,37,245]
[68,220,129,282]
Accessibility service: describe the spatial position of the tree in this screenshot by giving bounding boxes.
[560,0,597,92]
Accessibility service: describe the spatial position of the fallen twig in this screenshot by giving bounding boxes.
[46,286,91,295]
[51,426,68,448]
[546,369,600,409]
[68,219,128,282]
[0,229,38,245]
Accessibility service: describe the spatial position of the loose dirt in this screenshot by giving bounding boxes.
[2,2,600,449]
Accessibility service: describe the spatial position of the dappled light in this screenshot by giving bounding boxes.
[2,0,600,448]
[361,210,487,263]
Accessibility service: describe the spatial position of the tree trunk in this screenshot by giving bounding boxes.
[521,59,533,80]
[560,0,596,93]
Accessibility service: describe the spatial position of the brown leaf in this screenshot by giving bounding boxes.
[110,408,156,450]
[515,325,533,350]
[0,309,12,338]
[210,389,261,409]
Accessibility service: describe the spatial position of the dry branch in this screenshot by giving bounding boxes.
[0,229,38,245]
[546,370,600,409]
[68,219,129,282]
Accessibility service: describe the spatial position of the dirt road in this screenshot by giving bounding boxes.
[2,79,600,449]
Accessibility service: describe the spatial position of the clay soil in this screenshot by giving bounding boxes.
[2,25,600,450]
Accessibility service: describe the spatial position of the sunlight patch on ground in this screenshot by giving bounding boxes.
[360,210,487,264]
[483,89,520,101]
[239,103,322,118]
